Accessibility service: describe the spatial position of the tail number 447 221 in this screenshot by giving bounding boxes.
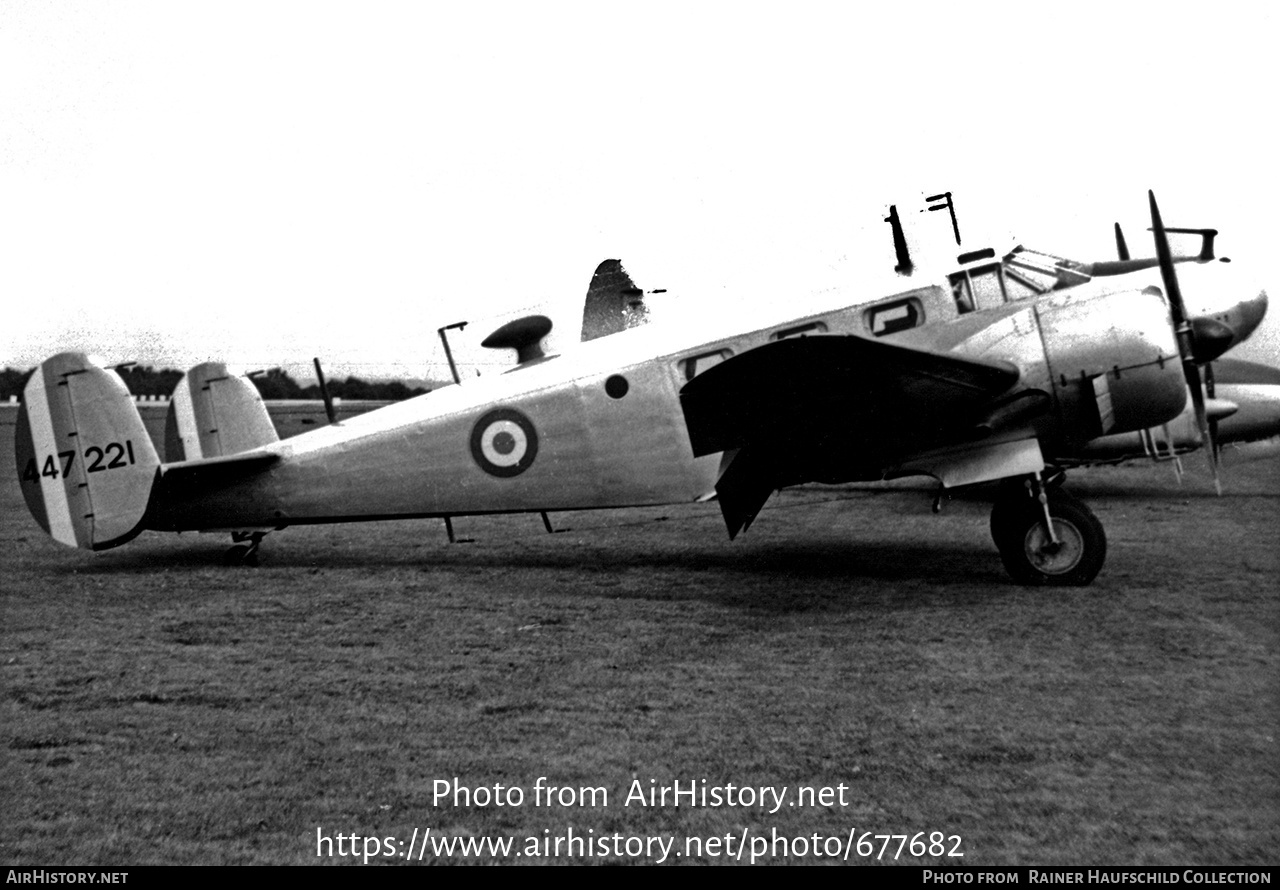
[20,440,136,483]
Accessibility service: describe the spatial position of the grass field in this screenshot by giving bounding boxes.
[2,431,1277,865]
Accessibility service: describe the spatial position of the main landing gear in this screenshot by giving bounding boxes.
[223,531,268,567]
[989,472,1106,586]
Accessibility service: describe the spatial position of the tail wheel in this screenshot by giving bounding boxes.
[991,488,1106,586]
[223,544,258,567]
[224,531,266,567]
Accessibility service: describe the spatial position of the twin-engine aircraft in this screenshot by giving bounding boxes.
[14,194,1269,585]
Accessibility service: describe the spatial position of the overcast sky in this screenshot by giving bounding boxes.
[2,2,1276,381]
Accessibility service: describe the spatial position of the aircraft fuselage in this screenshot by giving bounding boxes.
[145,271,1189,533]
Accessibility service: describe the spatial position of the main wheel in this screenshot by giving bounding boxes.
[991,488,1106,586]
[989,478,1031,548]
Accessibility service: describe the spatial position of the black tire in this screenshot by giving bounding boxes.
[989,478,1031,548]
[223,543,260,567]
[223,544,250,566]
[989,474,1068,548]
[991,489,1106,586]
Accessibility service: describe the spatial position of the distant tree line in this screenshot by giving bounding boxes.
[248,367,429,401]
[1,365,429,402]
[1,367,33,401]
[117,365,184,397]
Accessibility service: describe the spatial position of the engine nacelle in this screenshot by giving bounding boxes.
[1037,285,1188,448]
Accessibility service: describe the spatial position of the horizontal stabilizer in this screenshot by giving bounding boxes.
[155,450,280,501]
[165,363,279,461]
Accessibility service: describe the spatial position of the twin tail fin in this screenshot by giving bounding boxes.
[15,356,283,551]
[15,353,161,550]
[164,362,278,461]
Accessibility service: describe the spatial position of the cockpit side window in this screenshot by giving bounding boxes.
[950,261,1016,313]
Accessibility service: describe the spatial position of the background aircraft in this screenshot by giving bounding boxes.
[1071,357,1280,469]
[13,194,1268,586]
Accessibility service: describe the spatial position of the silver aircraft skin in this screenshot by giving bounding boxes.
[14,194,1270,585]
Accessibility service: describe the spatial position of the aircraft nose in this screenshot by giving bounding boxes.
[1228,287,1268,344]
[1178,260,1269,350]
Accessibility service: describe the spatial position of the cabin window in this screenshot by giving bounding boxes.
[605,374,629,399]
[770,321,828,341]
[864,298,923,336]
[681,349,732,382]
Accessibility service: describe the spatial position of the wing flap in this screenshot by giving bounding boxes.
[678,336,1023,538]
[715,447,777,540]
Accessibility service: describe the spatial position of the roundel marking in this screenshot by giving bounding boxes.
[470,408,538,477]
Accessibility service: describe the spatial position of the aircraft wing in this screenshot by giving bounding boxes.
[679,335,1021,537]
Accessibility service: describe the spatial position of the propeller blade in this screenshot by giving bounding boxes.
[1205,361,1223,472]
[1186,363,1222,494]
[1150,191,1220,493]
[1114,222,1130,261]
[1149,191,1189,328]
[1186,362,1208,439]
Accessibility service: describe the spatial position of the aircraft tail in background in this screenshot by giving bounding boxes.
[581,259,651,341]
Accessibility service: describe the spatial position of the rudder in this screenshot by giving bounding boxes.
[15,353,161,550]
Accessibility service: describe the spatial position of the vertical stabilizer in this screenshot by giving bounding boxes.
[164,363,279,461]
[581,259,649,341]
[15,353,161,550]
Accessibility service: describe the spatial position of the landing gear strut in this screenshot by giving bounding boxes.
[989,473,1105,586]
[223,531,267,567]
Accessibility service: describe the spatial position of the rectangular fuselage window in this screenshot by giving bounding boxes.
[769,321,829,341]
[681,349,733,381]
[864,298,923,336]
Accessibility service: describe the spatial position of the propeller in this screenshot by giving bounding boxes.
[1205,360,1220,460]
[1149,190,1221,493]
[1114,222,1130,261]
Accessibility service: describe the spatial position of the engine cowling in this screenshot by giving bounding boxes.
[1037,285,1188,448]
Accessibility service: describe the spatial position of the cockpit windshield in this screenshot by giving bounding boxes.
[1003,246,1092,292]
[948,246,1094,314]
